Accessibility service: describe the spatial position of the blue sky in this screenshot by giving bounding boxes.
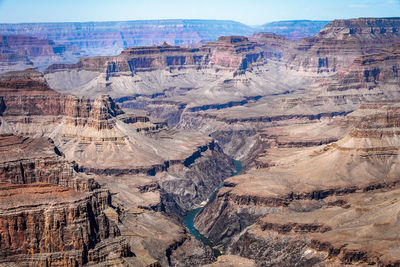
[0,0,399,25]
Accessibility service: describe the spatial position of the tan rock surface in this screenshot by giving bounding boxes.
[196,101,400,265]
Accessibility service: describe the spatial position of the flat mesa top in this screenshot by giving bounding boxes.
[0,134,58,163]
[0,183,86,210]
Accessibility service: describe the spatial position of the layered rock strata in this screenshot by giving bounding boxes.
[0,35,76,73]
[0,20,255,58]
[195,101,400,265]
[45,35,265,77]
[0,183,130,266]
[0,133,134,266]
[284,18,400,73]
[0,134,96,190]
[0,69,236,210]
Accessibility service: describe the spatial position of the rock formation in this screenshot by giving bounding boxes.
[0,68,239,266]
[45,35,265,79]
[195,101,400,265]
[0,133,134,266]
[0,134,93,189]
[0,35,76,73]
[283,18,400,73]
[1,17,400,266]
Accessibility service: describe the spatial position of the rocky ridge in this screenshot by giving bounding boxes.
[0,35,78,73]
[195,101,400,265]
[2,17,400,266]
[0,68,237,265]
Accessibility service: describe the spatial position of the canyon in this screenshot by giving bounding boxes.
[1,16,400,266]
[0,19,328,73]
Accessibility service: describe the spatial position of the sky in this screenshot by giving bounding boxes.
[0,0,399,25]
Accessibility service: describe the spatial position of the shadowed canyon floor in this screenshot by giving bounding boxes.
[1,17,400,266]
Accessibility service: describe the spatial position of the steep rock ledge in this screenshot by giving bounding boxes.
[0,183,132,266]
[194,101,400,265]
[0,134,133,266]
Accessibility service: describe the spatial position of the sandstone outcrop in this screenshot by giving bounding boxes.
[0,183,131,266]
[0,134,96,190]
[309,44,400,96]
[0,133,134,266]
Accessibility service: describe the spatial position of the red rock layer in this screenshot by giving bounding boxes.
[0,133,132,265]
[316,44,400,92]
[45,36,266,76]
[0,69,124,130]
[0,183,130,266]
[0,134,98,191]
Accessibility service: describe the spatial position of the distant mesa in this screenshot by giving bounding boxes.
[0,19,330,73]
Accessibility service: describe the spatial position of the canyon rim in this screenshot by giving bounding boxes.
[1,0,400,266]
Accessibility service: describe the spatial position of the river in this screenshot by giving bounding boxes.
[183,159,242,256]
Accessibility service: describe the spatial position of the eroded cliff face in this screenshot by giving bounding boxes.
[0,133,133,266]
[195,101,400,266]
[0,184,129,266]
[40,19,400,168]
[280,43,400,121]
[45,36,265,78]
[0,134,94,190]
[0,68,237,265]
[283,18,400,73]
[309,44,400,96]
[0,35,77,73]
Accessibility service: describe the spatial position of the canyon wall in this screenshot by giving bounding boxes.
[0,133,132,266]
[0,68,236,266]
[0,35,78,73]
[195,101,400,266]
[0,20,255,58]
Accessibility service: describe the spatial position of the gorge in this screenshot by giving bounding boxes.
[1,14,400,267]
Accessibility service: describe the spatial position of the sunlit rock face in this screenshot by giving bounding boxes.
[0,68,235,266]
[1,16,400,267]
[283,18,400,73]
[0,133,133,266]
[195,100,400,266]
